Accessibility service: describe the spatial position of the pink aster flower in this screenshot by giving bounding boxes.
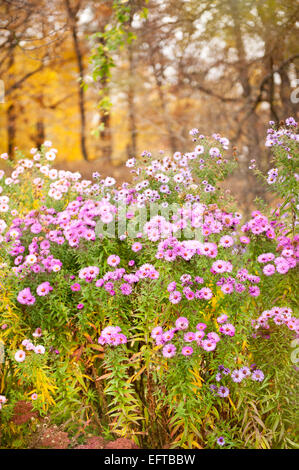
[219,323,235,337]
[184,332,196,342]
[219,235,234,248]
[32,327,42,337]
[167,281,177,292]
[231,369,243,383]
[35,345,45,354]
[201,339,217,351]
[263,264,275,276]
[276,262,289,274]
[248,286,260,297]
[169,291,182,304]
[132,242,142,252]
[221,283,234,294]
[36,281,53,296]
[195,330,205,342]
[212,260,227,273]
[15,350,26,362]
[17,287,36,305]
[207,332,220,343]
[175,317,189,330]
[240,366,251,378]
[162,343,176,358]
[217,314,228,324]
[120,283,133,295]
[71,283,81,291]
[0,395,7,407]
[162,330,175,342]
[182,346,193,356]
[107,255,120,267]
[197,287,213,300]
[151,326,163,339]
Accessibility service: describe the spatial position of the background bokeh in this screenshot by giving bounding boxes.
[0,0,298,211]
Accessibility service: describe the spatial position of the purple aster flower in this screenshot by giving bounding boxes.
[251,369,264,382]
[218,386,229,397]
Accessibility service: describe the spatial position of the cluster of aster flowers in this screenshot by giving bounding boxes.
[98,326,127,346]
[267,168,278,185]
[17,282,53,305]
[96,259,159,297]
[167,274,212,303]
[241,211,276,239]
[251,306,299,335]
[78,266,100,282]
[210,363,265,398]
[15,341,45,362]
[151,315,236,358]
[265,118,298,150]
[257,250,297,276]
[124,132,234,208]
[4,208,64,279]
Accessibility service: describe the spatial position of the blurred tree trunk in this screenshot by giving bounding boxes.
[151,61,177,154]
[7,102,16,159]
[127,40,137,158]
[229,0,265,209]
[7,43,16,160]
[34,93,45,148]
[65,0,89,161]
[97,35,113,164]
[35,119,45,149]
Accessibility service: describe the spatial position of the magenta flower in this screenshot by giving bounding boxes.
[169,291,182,304]
[132,242,142,252]
[263,264,275,276]
[36,281,53,296]
[221,283,234,294]
[248,286,260,297]
[182,346,193,356]
[217,314,228,324]
[219,323,235,337]
[120,283,133,295]
[71,283,81,291]
[162,343,176,358]
[202,339,216,351]
[107,255,120,267]
[175,317,189,330]
[17,287,36,305]
[184,332,196,342]
[151,326,163,339]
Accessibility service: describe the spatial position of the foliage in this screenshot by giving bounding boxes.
[0,118,298,449]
